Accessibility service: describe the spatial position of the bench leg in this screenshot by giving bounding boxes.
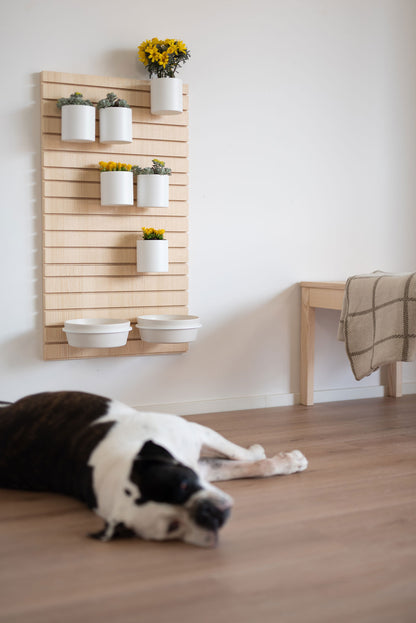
[300,288,315,406]
[385,362,403,397]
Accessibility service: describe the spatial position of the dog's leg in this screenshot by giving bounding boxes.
[199,451,308,482]
[190,422,266,461]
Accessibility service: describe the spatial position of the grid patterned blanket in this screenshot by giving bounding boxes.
[337,272,416,380]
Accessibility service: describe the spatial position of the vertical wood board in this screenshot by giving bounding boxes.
[41,71,189,360]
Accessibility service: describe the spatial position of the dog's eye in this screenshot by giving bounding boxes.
[167,520,181,534]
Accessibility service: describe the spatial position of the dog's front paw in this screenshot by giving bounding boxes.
[286,450,308,473]
[248,444,266,460]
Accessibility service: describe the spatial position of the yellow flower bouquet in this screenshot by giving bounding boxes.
[99,161,132,172]
[141,227,165,240]
[137,38,190,78]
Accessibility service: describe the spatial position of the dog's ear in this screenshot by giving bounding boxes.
[129,440,178,505]
[135,440,176,463]
[129,440,202,506]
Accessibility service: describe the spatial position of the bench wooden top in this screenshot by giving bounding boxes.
[300,281,345,290]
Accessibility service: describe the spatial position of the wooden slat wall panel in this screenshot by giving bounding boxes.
[41,71,189,360]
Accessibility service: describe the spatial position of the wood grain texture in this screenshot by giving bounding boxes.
[40,71,189,360]
[0,396,415,622]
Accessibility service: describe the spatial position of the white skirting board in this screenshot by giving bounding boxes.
[135,382,416,416]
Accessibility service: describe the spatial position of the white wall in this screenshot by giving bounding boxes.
[0,0,415,412]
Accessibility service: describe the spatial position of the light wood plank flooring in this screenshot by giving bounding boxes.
[0,396,415,623]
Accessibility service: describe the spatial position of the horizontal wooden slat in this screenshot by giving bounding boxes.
[41,82,189,111]
[42,151,188,172]
[43,246,188,264]
[44,290,187,310]
[43,263,188,277]
[43,231,187,248]
[42,116,189,142]
[43,168,188,185]
[42,134,188,158]
[44,214,188,232]
[41,71,189,92]
[44,341,188,360]
[42,180,188,201]
[44,275,187,293]
[42,197,188,216]
[44,305,189,326]
[42,99,189,127]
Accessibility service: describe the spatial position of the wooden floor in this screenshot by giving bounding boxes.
[0,396,415,623]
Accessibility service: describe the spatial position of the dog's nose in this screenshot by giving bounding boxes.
[194,499,231,531]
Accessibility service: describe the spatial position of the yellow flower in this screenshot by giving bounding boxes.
[138,49,148,65]
[146,45,159,62]
[157,51,169,68]
[176,40,187,53]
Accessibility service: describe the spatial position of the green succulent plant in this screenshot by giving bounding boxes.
[132,159,172,176]
[97,92,130,110]
[56,92,93,109]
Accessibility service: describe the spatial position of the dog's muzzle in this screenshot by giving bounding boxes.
[193,499,231,531]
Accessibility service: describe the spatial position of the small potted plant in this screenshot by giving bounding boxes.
[132,159,171,208]
[137,38,190,115]
[97,92,132,144]
[99,161,134,206]
[56,92,95,142]
[136,227,168,273]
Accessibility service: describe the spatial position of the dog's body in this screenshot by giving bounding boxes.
[0,391,307,547]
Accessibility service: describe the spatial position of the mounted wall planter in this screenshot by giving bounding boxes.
[136,314,201,343]
[150,78,183,115]
[100,171,133,206]
[99,107,132,144]
[136,239,168,273]
[63,319,132,348]
[137,175,169,208]
[61,105,95,142]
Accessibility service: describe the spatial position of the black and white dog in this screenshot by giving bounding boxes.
[0,391,307,547]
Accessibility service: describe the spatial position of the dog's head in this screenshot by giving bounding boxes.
[91,440,232,548]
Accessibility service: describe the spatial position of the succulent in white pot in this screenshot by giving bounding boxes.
[97,92,132,144]
[133,159,171,208]
[57,92,95,143]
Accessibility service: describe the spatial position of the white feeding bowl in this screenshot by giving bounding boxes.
[63,319,132,348]
[136,314,201,343]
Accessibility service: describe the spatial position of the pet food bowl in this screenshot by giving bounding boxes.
[136,314,201,343]
[63,319,132,348]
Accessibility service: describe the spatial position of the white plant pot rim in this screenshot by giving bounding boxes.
[63,318,131,334]
[136,314,201,328]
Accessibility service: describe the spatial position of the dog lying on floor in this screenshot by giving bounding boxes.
[0,391,308,547]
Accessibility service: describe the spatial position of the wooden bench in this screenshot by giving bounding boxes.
[300,281,403,405]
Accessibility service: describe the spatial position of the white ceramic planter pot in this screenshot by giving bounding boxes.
[99,107,132,144]
[136,239,168,273]
[63,319,132,348]
[136,314,202,343]
[61,105,95,142]
[150,78,183,115]
[137,175,169,208]
[100,171,133,206]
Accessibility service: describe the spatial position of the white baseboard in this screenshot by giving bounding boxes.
[135,382,416,416]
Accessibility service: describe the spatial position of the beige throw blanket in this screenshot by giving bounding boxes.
[337,272,416,380]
